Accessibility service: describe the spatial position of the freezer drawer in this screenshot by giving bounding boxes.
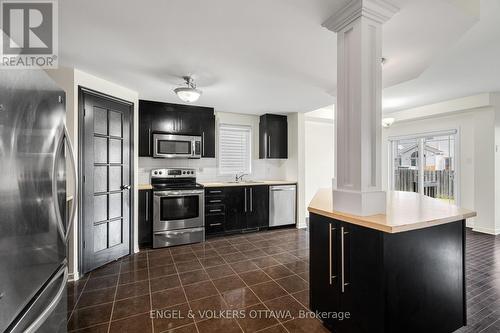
[153,227,205,248]
[269,185,297,227]
[8,264,68,333]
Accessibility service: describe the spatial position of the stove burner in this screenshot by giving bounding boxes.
[150,168,203,191]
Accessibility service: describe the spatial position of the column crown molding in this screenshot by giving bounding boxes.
[322,0,399,32]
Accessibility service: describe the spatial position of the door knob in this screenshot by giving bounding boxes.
[121,185,131,190]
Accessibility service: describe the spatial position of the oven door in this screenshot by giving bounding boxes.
[153,134,200,158]
[153,189,204,231]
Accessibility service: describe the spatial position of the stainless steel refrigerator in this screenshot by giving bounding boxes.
[0,69,76,332]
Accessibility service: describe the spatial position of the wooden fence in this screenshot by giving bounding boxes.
[394,169,454,199]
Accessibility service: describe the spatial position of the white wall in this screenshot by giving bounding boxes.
[47,67,139,280]
[286,113,306,228]
[382,94,499,234]
[305,118,335,218]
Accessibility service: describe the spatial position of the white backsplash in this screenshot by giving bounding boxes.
[138,157,287,184]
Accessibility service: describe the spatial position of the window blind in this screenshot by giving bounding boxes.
[218,124,252,175]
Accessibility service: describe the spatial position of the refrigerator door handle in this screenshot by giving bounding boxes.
[24,266,68,333]
[52,125,78,243]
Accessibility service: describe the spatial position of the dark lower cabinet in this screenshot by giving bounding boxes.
[205,185,269,236]
[245,185,269,229]
[309,213,466,333]
[138,189,152,247]
[222,186,246,233]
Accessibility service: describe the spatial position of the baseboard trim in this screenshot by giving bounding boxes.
[472,226,500,235]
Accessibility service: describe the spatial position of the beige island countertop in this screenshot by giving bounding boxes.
[308,188,476,233]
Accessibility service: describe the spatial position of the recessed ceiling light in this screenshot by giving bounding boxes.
[174,76,202,103]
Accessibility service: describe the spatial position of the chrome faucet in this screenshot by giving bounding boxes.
[235,173,248,182]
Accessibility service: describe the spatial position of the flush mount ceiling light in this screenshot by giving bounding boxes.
[382,117,395,128]
[174,76,202,103]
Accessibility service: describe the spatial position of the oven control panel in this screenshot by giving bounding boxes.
[151,168,196,178]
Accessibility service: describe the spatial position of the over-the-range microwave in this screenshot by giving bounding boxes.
[153,133,201,158]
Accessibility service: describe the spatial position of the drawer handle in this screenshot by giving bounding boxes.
[209,209,222,213]
[209,190,222,194]
[209,200,222,203]
[329,224,336,285]
[209,223,222,227]
[341,227,349,293]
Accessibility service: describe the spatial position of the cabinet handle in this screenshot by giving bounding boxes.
[148,128,152,155]
[145,193,149,221]
[209,199,221,203]
[250,187,253,212]
[267,135,271,158]
[202,132,205,156]
[341,226,349,293]
[329,224,336,285]
[209,190,222,194]
[244,188,247,212]
[209,223,222,227]
[209,209,222,213]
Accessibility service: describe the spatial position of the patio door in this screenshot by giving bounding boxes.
[389,130,457,204]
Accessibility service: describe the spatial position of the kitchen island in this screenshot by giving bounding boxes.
[308,189,476,333]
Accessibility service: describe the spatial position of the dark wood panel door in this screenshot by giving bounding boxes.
[245,185,269,229]
[138,101,151,156]
[259,114,287,159]
[81,88,133,274]
[138,189,152,247]
[268,116,287,158]
[336,222,384,333]
[309,214,340,329]
[200,113,215,158]
[224,186,246,233]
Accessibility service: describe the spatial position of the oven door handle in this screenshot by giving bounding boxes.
[154,190,204,197]
[155,228,204,236]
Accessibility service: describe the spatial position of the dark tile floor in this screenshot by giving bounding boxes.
[67,228,500,333]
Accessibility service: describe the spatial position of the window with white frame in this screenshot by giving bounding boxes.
[218,124,252,175]
[388,130,458,204]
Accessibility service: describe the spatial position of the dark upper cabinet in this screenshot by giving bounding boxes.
[138,189,152,247]
[245,185,269,229]
[199,113,216,158]
[138,99,215,157]
[259,114,288,159]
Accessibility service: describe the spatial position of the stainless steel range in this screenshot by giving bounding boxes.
[151,168,204,248]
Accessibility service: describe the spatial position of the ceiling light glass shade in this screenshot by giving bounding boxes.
[382,117,395,128]
[174,87,202,103]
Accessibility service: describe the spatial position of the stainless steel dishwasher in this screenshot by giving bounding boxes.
[269,184,297,227]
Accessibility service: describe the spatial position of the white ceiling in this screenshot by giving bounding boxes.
[383,0,500,113]
[59,0,499,115]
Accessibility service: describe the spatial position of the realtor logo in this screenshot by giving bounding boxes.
[0,0,58,68]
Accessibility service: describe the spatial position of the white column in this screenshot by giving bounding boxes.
[323,0,398,216]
